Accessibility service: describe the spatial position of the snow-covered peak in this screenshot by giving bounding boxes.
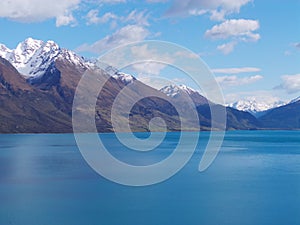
[0,43,10,52]
[160,84,208,106]
[113,72,135,85]
[160,84,198,97]
[15,38,43,56]
[228,97,287,115]
[12,38,44,67]
[42,40,60,54]
[0,38,87,78]
[13,39,60,77]
[58,49,86,67]
[177,84,197,95]
[0,44,12,59]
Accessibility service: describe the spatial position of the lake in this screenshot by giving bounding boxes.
[0,131,299,225]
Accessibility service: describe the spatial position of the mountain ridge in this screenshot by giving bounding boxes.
[227,98,287,117]
[0,38,299,132]
[160,84,209,106]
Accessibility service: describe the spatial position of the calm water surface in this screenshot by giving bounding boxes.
[0,131,299,225]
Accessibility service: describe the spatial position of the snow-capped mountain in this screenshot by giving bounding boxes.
[228,98,287,117]
[160,84,208,106]
[0,38,86,78]
[0,37,138,87]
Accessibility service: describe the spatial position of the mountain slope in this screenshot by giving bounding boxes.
[196,104,261,130]
[0,54,185,133]
[160,84,261,130]
[0,57,72,133]
[259,101,300,129]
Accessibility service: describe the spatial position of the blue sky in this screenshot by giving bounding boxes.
[0,0,299,103]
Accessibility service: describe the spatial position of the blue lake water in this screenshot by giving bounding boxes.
[0,131,300,225]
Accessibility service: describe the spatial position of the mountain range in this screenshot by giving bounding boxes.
[0,38,299,133]
[227,98,287,117]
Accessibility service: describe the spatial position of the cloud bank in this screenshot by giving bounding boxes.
[165,0,252,21]
[276,74,300,94]
[0,0,79,26]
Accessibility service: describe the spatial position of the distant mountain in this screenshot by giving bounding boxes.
[228,98,287,117]
[196,104,261,130]
[160,84,260,130]
[259,101,300,129]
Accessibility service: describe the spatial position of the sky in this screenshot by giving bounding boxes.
[0,0,299,104]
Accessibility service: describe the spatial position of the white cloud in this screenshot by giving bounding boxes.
[76,25,150,54]
[165,0,252,21]
[205,19,260,41]
[284,42,300,56]
[0,0,79,26]
[86,10,118,25]
[124,10,150,26]
[132,62,167,76]
[174,51,199,59]
[212,67,261,74]
[129,44,174,75]
[56,12,77,27]
[209,9,226,21]
[276,74,300,94]
[85,9,149,28]
[206,19,260,53]
[217,42,236,54]
[130,44,173,63]
[138,76,172,90]
[216,75,263,87]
